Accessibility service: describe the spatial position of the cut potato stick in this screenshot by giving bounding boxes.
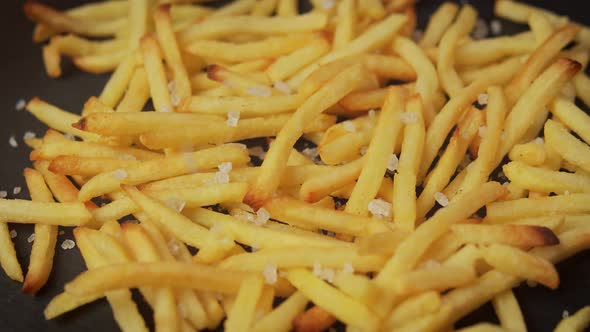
[544,119,590,173]
[0,223,22,282]
[251,0,278,16]
[299,157,365,203]
[266,37,330,82]
[451,223,559,249]
[286,268,379,331]
[459,56,523,85]
[245,64,370,209]
[345,87,407,216]
[554,306,590,332]
[504,161,590,194]
[292,306,336,332]
[32,139,162,161]
[225,275,264,332]
[78,144,248,201]
[141,36,173,113]
[492,290,526,332]
[550,97,590,145]
[21,168,57,294]
[26,98,100,141]
[252,292,308,332]
[486,194,590,222]
[97,54,136,111]
[49,156,141,176]
[332,0,355,50]
[180,94,305,117]
[386,291,442,329]
[419,2,459,48]
[0,199,91,226]
[42,41,61,78]
[481,243,559,289]
[508,141,546,166]
[116,68,150,113]
[390,265,477,296]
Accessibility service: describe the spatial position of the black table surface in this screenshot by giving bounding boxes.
[1,0,589,331]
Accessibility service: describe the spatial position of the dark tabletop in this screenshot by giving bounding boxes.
[1,0,589,331]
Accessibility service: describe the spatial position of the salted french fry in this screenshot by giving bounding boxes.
[225,275,264,332]
[419,2,459,48]
[26,98,100,141]
[550,97,590,145]
[292,306,336,332]
[212,0,257,17]
[33,139,161,162]
[299,157,365,203]
[42,41,61,78]
[0,199,91,226]
[96,54,136,111]
[574,72,590,108]
[497,59,581,161]
[252,292,308,332]
[386,291,441,329]
[251,0,278,16]
[73,51,126,75]
[51,34,125,58]
[390,265,477,296]
[504,161,590,194]
[286,268,379,331]
[331,272,377,305]
[49,156,140,176]
[0,222,22,282]
[78,144,248,201]
[481,243,559,289]
[339,88,388,111]
[492,290,526,332]
[508,141,546,166]
[554,306,590,332]
[266,38,330,83]
[21,168,57,294]
[460,56,523,85]
[245,64,371,209]
[116,68,150,113]
[180,93,305,117]
[486,194,590,222]
[141,36,173,113]
[451,223,559,249]
[545,119,590,173]
[437,5,477,97]
[332,0,355,50]
[345,87,406,217]
[394,95,425,231]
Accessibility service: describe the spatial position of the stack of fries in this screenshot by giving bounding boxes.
[2,0,590,331]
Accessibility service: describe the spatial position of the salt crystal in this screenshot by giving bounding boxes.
[343,262,354,274]
[165,197,186,212]
[533,137,544,145]
[422,260,441,270]
[387,154,399,172]
[226,110,240,127]
[478,125,487,138]
[563,310,570,318]
[360,146,368,156]
[229,143,247,150]
[214,171,229,184]
[434,192,449,207]
[170,92,181,107]
[245,85,272,97]
[564,190,571,196]
[342,121,356,133]
[9,229,16,239]
[23,131,36,141]
[249,146,266,160]
[472,18,489,39]
[61,239,76,250]
[321,0,335,10]
[368,199,392,219]
[368,109,376,119]
[302,147,318,160]
[8,135,17,148]
[0,191,7,198]
[168,239,180,254]
[251,243,260,252]
[218,162,233,173]
[400,112,417,124]
[112,169,128,180]
[313,261,323,277]
[15,99,26,111]
[64,133,75,141]
[477,93,488,106]
[27,233,35,243]
[160,105,172,113]
[412,29,424,42]
[263,263,278,285]
[119,154,137,161]
[59,230,65,235]
[183,154,198,172]
[12,187,21,195]
[490,20,502,35]
[254,208,270,226]
[273,81,292,94]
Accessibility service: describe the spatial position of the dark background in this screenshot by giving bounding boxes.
[1,0,589,331]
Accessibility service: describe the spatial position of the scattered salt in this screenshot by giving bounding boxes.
[0,191,6,198]
[490,20,502,35]
[226,110,240,127]
[478,125,487,138]
[321,0,335,10]
[400,112,417,124]
[27,233,35,243]
[387,154,399,172]
[563,310,570,319]
[160,105,172,113]
[61,239,76,250]
[434,192,449,207]
[302,147,318,160]
[254,208,270,226]
[263,263,278,285]
[533,137,544,145]
[168,239,180,254]
[165,197,186,213]
[218,162,233,174]
[245,85,272,97]
[564,190,571,196]
[214,171,230,184]
[312,261,335,283]
[343,262,354,274]
[273,81,292,94]
[368,199,392,219]
[15,99,26,111]
[168,81,181,107]
[64,133,75,141]
[342,121,356,133]
[23,131,36,141]
[112,169,128,180]
[13,187,21,195]
[9,135,17,148]
[9,229,16,239]
[477,93,488,106]
[472,18,489,39]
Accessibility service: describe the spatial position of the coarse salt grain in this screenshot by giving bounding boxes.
[343,262,354,274]
[302,147,318,159]
[490,20,502,35]
[263,264,278,285]
[112,169,128,180]
[9,135,18,148]
[59,230,65,235]
[23,131,36,141]
[273,81,292,94]
[218,161,233,173]
[0,191,7,198]
[360,146,368,156]
[61,239,76,250]
[321,0,335,9]
[246,85,272,97]
[565,190,571,196]
[399,111,417,124]
[313,261,323,276]
[387,154,399,172]
[477,93,488,106]
[434,192,449,207]
[9,229,17,239]
[15,99,26,111]
[170,92,181,107]
[160,105,172,113]
[342,121,356,133]
[165,197,186,213]
[120,154,137,161]
[368,199,392,219]
[168,239,180,254]
[472,18,489,39]
[250,243,260,252]
[412,29,424,42]
[226,110,240,127]
[478,125,487,138]
[64,133,75,140]
[254,207,270,226]
[368,109,376,119]
[13,187,21,195]
[27,233,35,243]
[214,171,230,184]
[563,310,570,318]
[533,137,544,145]
[249,146,267,160]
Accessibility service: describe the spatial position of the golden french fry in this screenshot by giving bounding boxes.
[299,157,365,203]
[486,194,590,222]
[333,0,355,49]
[550,97,590,145]
[116,68,150,113]
[419,2,459,48]
[386,291,442,329]
[180,93,305,117]
[554,306,590,332]
[266,37,330,83]
[42,41,61,78]
[0,199,91,226]
[292,306,336,332]
[451,223,559,249]
[49,156,140,176]
[141,36,173,113]
[504,161,590,194]
[545,119,590,173]
[225,275,264,332]
[252,291,308,332]
[508,141,546,166]
[26,98,100,141]
[97,54,136,111]
[390,265,477,296]
[492,290,526,332]
[460,56,524,85]
[0,222,22,282]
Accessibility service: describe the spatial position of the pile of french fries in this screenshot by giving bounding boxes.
[3,0,590,331]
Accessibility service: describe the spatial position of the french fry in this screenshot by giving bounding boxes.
[180,94,305,117]
[292,306,336,332]
[26,98,100,141]
[487,194,590,222]
[141,36,173,113]
[459,56,523,85]
[32,138,162,161]
[455,323,508,332]
[116,68,150,113]
[286,268,379,331]
[42,41,61,78]
[0,221,22,282]
[545,119,590,173]
[554,306,590,332]
[390,265,477,296]
[550,97,590,145]
[49,156,141,176]
[225,275,264,332]
[345,87,407,216]
[419,2,459,48]
[251,0,278,16]
[451,223,559,249]
[245,64,371,209]
[386,291,442,329]
[252,291,308,332]
[508,141,546,166]
[492,290,526,332]
[78,144,248,201]
[266,37,330,83]
[332,0,355,50]
[299,157,365,203]
[212,0,257,17]
[0,199,91,226]
[72,51,126,75]
[481,243,559,289]
[21,168,57,294]
[96,54,136,111]
[504,161,590,194]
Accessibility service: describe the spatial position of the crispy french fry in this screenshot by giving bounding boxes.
[451,223,559,249]
[180,94,305,117]
[0,222,22,282]
[73,51,126,75]
[550,97,590,145]
[141,36,173,113]
[26,98,100,141]
[545,119,590,173]
[42,41,61,78]
[266,37,330,83]
[386,291,442,329]
[292,306,336,332]
[116,68,150,113]
[332,0,355,50]
[49,156,140,176]
[554,306,590,332]
[419,2,459,48]
[508,141,546,166]
[459,56,523,85]
[504,161,590,194]
[299,157,365,203]
[492,290,526,332]
[486,194,590,222]
[252,292,308,332]
[0,199,91,226]
[225,275,264,332]
[96,54,136,111]
[32,138,162,161]
[391,265,477,296]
